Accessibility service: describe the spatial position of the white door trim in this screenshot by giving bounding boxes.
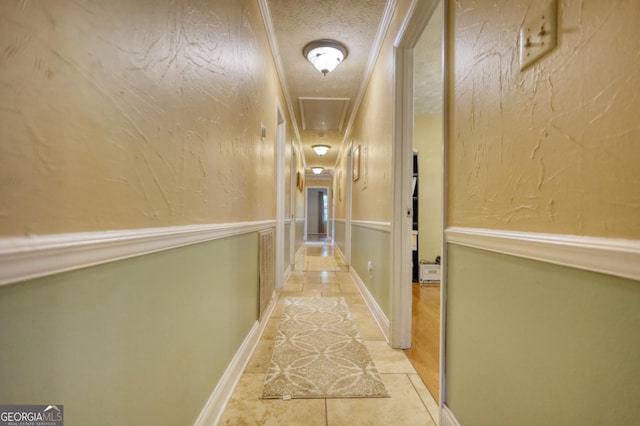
[345,142,353,265]
[275,99,286,290]
[441,0,452,409]
[390,0,443,391]
[391,0,440,349]
[290,141,297,265]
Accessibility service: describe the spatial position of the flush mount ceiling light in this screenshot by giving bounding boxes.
[311,167,324,174]
[303,40,348,76]
[312,144,330,156]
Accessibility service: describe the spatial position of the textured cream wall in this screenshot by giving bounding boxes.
[414,114,443,262]
[349,0,412,223]
[332,151,348,221]
[0,0,290,236]
[448,0,640,238]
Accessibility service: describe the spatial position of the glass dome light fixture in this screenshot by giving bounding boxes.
[303,40,348,76]
[311,167,324,175]
[312,144,330,156]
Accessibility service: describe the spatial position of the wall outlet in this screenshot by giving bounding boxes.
[519,0,557,70]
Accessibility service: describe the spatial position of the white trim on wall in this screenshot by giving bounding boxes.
[194,321,259,426]
[350,268,390,342]
[194,295,278,426]
[334,244,346,264]
[351,220,391,233]
[0,221,276,287]
[441,405,462,426]
[445,226,640,282]
[275,98,286,290]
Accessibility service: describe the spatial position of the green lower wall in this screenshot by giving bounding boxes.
[0,232,260,426]
[334,220,345,257]
[351,225,390,316]
[446,244,640,426]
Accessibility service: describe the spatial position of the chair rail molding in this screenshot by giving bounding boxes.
[351,220,391,233]
[0,221,276,287]
[445,226,640,281]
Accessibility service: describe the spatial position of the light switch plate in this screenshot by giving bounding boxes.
[519,0,557,70]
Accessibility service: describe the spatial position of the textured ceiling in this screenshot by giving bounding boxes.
[265,0,443,175]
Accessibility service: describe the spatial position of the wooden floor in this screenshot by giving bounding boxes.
[404,282,441,403]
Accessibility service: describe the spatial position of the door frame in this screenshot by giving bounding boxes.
[289,141,297,265]
[345,142,353,265]
[390,0,447,406]
[275,99,286,289]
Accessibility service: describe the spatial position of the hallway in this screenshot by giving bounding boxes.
[218,243,439,425]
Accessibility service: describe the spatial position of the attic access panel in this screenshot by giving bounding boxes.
[299,97,349,132]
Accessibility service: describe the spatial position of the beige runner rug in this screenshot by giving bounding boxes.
[303,255,341,271]
[261,297,389,399]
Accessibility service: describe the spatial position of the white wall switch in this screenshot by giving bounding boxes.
[519,0,557,70]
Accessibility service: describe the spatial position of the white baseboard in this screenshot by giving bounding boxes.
[194,294,278,426]
[0,221,276,287]
[441,405,461,426]
[283,265,291,282]
[349,268,390,342]
[335,244,346,265]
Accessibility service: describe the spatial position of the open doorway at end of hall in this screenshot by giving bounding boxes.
[305,187,328,243]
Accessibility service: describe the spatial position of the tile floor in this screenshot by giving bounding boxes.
[218,243,439,425]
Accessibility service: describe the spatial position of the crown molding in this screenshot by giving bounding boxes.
[335,0,398,170]
[256,0,303,160]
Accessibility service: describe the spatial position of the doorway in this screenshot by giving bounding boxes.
[305,187,328,242]
[390,0,445,406]
[403,0,444,404]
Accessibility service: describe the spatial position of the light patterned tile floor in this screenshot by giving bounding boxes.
[218,243,438,426]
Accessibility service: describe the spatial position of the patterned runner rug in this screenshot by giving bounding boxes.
[261,297,389,399]
[303,255,341,271]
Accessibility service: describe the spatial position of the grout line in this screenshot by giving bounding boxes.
[325,399,329,426]
[407,373,437,425]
